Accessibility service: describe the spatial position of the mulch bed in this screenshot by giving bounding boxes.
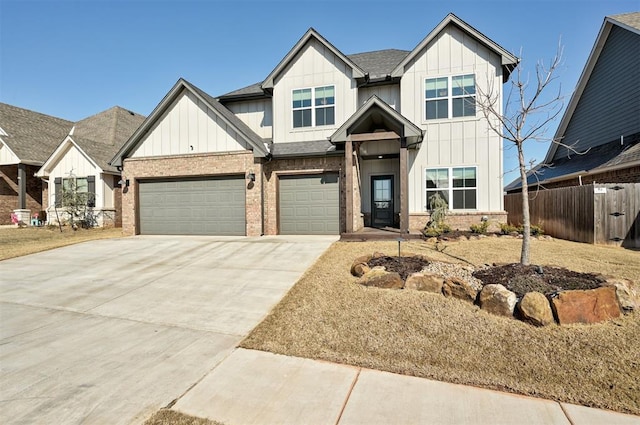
[366,255,605,299]
[473,263,605,297]
[368,256,430,281]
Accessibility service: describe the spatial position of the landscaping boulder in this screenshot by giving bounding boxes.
[517,292,555,326]
[602,277,639,312]
[442,277,478,303]
[350,255,372,277]
[479,284,517,318]
[358,269,403,289]
[550,286,621,324]
[404,272,443,293]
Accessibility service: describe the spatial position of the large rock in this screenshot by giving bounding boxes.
[550,286,621,324]
[357,269,403,289]
[602,277,639,312]
[350,255,373,277]
[442,277,478,303]
[517,292,555,326]
[404,272,443,293]
[478,284,517,318]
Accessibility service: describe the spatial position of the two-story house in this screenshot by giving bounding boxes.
[111,13,518,236]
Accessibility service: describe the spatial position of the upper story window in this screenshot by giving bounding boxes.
[292,85,335,128]
[426,166,477,210]
[425,74,475,120]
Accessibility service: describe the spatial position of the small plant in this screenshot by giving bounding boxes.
[423,193,450,237]
[520,224,545,236]
[470,220,490,234]
[500,223,519,234]
[500,222,545,236]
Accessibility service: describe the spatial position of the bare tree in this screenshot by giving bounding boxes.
[476,46,564,265]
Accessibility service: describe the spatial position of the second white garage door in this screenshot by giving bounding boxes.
[138,176,246,235]
[279,173,339,235]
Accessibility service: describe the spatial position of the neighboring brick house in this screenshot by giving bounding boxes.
[0,103,72,225]
[36,106,145,227]
[111,13,518,236]
[0,103,143,227]
[505,12,640,193]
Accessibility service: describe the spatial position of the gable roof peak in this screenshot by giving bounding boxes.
[261,27,366,90]
[390,13,518,81]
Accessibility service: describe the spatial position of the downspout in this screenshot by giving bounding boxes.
[261,160,265,236]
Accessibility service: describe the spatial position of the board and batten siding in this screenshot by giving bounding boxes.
[358,85,401,111]
[47,142,104,209]
[226,99,273,139]
[131,90,250,158]
[554,26,640,160]
[272,38,357,143]
[0,142,20,165]
[400,24,505,213]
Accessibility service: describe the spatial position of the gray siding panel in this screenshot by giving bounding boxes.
[138,177,245,235]
[279,174,339,235]
[555,26,640,160]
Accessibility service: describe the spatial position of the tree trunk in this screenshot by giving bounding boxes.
[518,143,531,265]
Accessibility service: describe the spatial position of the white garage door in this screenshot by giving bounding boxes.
[279,173,339,235]
[138,177,245,235]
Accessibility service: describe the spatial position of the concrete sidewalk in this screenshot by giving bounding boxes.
[174,348,640,425]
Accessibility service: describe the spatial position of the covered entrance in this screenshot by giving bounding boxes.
[329,96,423,235]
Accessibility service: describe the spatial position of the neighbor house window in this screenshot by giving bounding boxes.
[425,74,475,120]
[292,85,335,128]
[425,167,477,210]
[55,176,95,208]
[63,177,88,206]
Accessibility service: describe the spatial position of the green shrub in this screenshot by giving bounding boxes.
[499,223,519,234]
[470,220,490,234]
[423,193,451,237]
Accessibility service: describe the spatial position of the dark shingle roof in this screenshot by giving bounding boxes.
[218,49,411,100]
[72,106,145,172]
[610,12,640,30]
[219,82,264,99]
[505,133,640,191]
[0,103,72,163]
[347,49,410,80]
[270,140,337,158]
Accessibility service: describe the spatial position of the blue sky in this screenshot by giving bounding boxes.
[1,0,637,184]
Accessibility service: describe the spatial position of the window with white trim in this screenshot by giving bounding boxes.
[62,177,88,206]
[292,85,335,128]
[426,167,477,210]
[425,74,475,120]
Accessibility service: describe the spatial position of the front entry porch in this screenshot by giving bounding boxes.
[329,95,423,237]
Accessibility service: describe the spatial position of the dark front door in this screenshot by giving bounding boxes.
[371,175,394,228]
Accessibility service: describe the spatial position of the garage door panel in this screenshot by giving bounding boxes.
[139,177,245,235]
[279,173,339,235]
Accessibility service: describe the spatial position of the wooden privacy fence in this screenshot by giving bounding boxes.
[504,183,640,248]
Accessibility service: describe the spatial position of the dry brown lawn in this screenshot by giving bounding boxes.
[0,226,123,261]
[242,237,640,415]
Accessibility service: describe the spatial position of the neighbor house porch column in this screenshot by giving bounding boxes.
[400,138,409,235]
[345,137,353,233]
[17,163,26,209]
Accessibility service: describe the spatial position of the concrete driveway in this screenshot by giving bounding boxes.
[0,235,336,425]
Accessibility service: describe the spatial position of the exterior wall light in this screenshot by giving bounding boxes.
[247,172,256,182]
